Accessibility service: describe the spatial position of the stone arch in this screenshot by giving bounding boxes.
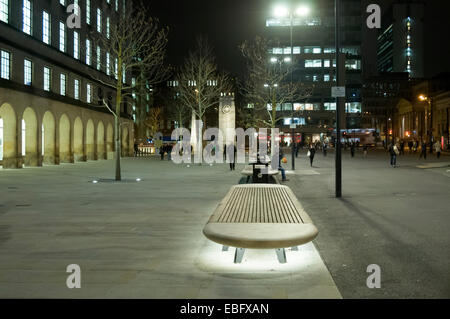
[85,119,95,160]
[121,125,129,157]
[97,121,105,160]
[106,123,114,159]
[73,117,84,162]
[42,111,56,164]
[22,107,38,167]
[0,103,17,168]
[59,114,71,163]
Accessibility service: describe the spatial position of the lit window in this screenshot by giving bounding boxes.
[22,0,32,35]
[86,39,91,65]
[1,0,9,23]
[74,79,80,100]
[283,47,291,55]
[114,57,118,79]
[324,102,336,111]
[60,74,66,96]
[293,47,301,54]
[0,50,11,80]
[73,31,79,59]
[106,52,110,75]
[24,59,32,85]
[87,83,92,103]
[59,21,66,52]
[97,8,101,33]
[324,74,330,82]
[305,60,322,68]
[43,67,51,91]
[96,46,101,70]
[42,11,50,44]
[324,60,330,68]
[106,17,110,38]
[86,0,90,24]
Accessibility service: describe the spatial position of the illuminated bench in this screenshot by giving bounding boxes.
[203,184,318,263]
[241,165,280,183]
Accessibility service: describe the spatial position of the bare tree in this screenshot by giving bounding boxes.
[165,88,191,129]
[144,107,162,138]
[239,36,313,128]
[90,2,169,180]
[177,37,232,160]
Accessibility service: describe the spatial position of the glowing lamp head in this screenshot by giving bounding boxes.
[296,6,310,16]
[270,57,278,63]
[418,95,427,101]
[284,57,291,63]
[274,5,288,17]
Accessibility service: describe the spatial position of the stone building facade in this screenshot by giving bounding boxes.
[0,0,134,169]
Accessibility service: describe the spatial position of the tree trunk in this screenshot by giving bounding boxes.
[115,113,121,181]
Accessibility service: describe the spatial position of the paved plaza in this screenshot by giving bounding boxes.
[0,148,449,298]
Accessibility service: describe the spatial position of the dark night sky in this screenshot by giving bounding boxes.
[148,0,450,79]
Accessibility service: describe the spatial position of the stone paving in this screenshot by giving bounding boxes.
[0,157,341,298]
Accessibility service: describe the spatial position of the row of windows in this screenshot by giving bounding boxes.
[266,102,362,113]
[269,46,360,56]
[303,59,361,70]
[1,1,126,81]
[1,49,94,103]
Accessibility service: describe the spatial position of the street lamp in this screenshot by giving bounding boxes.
[418,94,433,148]
[272,3,310,171]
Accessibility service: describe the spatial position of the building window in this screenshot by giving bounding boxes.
[0,0,9,23]
[106,52,110,75]
[42,11,50,44]
[305,60,322,68]
[96,46,101,70]
[0,50,10,80]
[106,17,110,39]
[22,0,32,35]
[73,31,79,59]
[73,0,79,15]
[24,59,32,85]
[43,67,51,91]
[85,39,91,65]
[87,83,92,103]
[60,74,66,96]
[324,74,330,82]
[86,0,90,24]
[96,8,101,33]
[114,57,118,79]
[74,79,80,100]
[59,21,66,52]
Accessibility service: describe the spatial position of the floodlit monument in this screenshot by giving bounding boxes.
[218,93,236,147]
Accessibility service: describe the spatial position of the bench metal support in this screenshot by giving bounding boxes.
[291,246,298,251]
[234,248,245,263]
[222,245,229,252]
[275,248,287,264]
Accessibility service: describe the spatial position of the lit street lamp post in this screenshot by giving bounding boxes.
[335,0,342,198]
[273,4,309,171]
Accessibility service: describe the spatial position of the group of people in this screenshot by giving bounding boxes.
[388,139,443,168]
[159,143,174,161]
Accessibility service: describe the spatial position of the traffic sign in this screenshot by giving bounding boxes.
[332,86,346,97]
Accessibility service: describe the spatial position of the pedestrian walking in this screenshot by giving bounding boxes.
[308,143,316,167]
[350,142,356,158]
[420,140,427,159]
[160,144,165,160]
[323,142,328,157]
[134,143,139,157]
[226,144,236,171]
[400,140,405,155]
[167,143,173,161]
[389,142,399,167]
[278,145,288,182]
[434,140,442,159]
